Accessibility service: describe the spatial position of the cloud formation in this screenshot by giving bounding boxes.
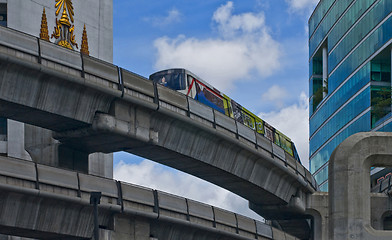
[259,92,309,169]
[285,0,319,14]
[262,85,288,108]
[114,159,263,220]
[154,1,281,91]
[145,8,181,27]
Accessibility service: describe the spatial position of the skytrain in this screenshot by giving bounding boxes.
[149,68,301,163]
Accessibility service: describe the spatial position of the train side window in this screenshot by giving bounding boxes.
[264,125,274,142]
[0,4,6,27]
[187,75,196,98]
[274,132,281,147]
[231,100,243,123]
[151,72,186,91]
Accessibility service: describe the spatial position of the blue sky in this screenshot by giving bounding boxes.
[112,0,318,219]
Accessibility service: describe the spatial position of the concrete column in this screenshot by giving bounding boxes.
[322,46,328,98]
[25,124,113,178]
[7,120,31,161]
[307,193,329,240]
[329,132,392,239]
[89,153,113,178]
[106,216,150,240]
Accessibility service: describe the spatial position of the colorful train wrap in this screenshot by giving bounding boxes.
[149,68,301,163]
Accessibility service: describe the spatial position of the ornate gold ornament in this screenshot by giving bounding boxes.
[51,0,78,50]
[40,0,90,55]
[39,8,49,41]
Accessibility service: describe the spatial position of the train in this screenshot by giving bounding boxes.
[149,68,301,163]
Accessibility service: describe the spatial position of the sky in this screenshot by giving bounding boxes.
[112,0,319,220]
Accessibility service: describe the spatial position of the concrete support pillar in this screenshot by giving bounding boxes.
[7,120,31,161]
[329,132,392,239]
[25,124,113,178]
[104,216,150,240]
[89,152,113,178]
[307,193,329,240]
[322,45,328,98]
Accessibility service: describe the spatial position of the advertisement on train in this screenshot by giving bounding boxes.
[194,81,226,114]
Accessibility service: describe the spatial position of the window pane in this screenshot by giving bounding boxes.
[0,118,6,135]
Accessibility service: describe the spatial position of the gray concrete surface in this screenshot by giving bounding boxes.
[1,0,114,178]
[0,155,298,240]
[328,132,392,239]
[7,120,31,161]
[0,26,317,238]
[305,132,392,239]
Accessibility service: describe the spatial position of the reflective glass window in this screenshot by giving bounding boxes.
[327,0,377,51]
[328,14,392,94]
[309,0,354,57]
[311,77,323,112]
[150,69,186,90]
[310,111,371,174]
[319,182,328,192]
[378,120,392,131]
[328,0,392,74]
[371,61,391,82]
[371,86,392,128]
[310,87,370,156]
[309,0,337,37]
[314,165,328,185]
[310,63,370,136]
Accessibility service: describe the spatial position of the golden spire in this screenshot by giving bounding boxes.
[39,8,50,41]
[80,24,90,55]
[55,0,74,23]
[59,7,71,27]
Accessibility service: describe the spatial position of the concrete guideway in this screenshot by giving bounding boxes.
[0,155,298,240]
[0,26,317,238]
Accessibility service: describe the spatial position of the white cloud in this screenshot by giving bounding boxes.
[153,1,281,92]
[259,92,309,169]
[145,8,181,27]
[285,0,319,14]
[262,85,288,108]
[114,159,263,220]
[213,2,266,38]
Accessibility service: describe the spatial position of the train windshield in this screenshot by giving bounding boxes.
[149,69,186,90]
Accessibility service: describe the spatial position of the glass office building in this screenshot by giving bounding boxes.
[309,0,392,191]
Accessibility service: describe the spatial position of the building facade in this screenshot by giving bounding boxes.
[0,0,114,178]
[309,0,392,191]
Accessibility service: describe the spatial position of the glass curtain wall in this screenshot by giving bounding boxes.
[309,0,392,190]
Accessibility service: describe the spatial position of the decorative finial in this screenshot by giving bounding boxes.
[59,7,71,27]
[55,0,74,23]
[40,8,50,41]
[81,24,90,56]
[51,0,77,50]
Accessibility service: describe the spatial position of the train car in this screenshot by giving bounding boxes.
[149,68,301,163]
